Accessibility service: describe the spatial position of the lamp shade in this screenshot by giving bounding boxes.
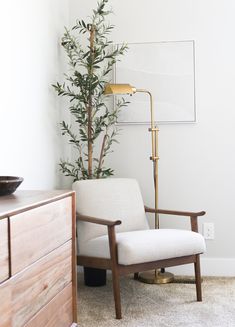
[104,84,136,95]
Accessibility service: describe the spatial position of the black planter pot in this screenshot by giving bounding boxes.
[84,267,107,286]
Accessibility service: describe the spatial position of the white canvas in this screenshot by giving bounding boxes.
[115,40,196,124]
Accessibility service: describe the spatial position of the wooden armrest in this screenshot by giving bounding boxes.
[145,206,205,233]
[145,206,206,217]
[76,213,122,227]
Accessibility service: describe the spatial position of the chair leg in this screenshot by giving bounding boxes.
[194,254,202,301]
[111,268,122,319]
[108,225,122,319]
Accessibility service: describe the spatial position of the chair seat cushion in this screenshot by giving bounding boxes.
[78,229,206,265]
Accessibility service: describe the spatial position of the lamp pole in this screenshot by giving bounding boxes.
[135,90,159,228]
[135,89,173,284]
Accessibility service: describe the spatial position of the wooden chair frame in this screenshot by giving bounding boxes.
[77,207,206,319]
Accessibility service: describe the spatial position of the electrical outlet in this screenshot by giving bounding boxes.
[203,223,215,240]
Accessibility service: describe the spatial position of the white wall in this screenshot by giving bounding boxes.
[70,0,235,274]
[0,0,70,189]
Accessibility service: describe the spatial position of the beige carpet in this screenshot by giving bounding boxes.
[77,273,235,327]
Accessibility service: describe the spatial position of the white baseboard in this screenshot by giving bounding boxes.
[77,258,235,277]
[167,258,235,277]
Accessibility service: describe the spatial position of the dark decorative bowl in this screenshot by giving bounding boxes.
[0,176,24,196]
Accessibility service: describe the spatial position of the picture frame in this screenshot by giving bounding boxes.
[114,40,196,124]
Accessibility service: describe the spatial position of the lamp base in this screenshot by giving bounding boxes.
[138,270,174,284]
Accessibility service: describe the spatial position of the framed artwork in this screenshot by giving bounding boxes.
[114,40,196,124]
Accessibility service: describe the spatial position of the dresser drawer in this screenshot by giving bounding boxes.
[24,283,73,327]
[10,196,72,274]
[0,218,9,283]
[0,279,12,327]
[12,240,72,327]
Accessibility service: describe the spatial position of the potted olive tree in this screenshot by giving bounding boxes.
[53,0,128,286]
[53,0,128,181]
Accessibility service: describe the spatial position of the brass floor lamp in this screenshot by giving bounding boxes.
[104,83,174,284]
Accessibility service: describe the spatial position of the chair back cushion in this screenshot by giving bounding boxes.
[72,178,149,246]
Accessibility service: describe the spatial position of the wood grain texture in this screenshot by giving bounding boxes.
[24,283,73,327]
[71,192,78,324]
[0,190,74,220]
[0,218,9,282]
[0,191,77,327]
[10,197,72,275]
[118,255,197,276]
[77,255,112,270]
[108,225,121,319]
[190,216,199,232]
[12,241,72,327]
[0,279,12,327]
[145,206,206,217]
[194,254,202,301]
[77,213,122,226]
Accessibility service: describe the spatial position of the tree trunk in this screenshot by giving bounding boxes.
[97,134,108,178]
[87,25,95,178]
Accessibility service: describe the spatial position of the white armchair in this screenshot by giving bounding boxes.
[73,178,206,319]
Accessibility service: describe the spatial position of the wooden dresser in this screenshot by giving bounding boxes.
[0,190,77,327]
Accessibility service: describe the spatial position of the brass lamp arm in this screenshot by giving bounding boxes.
[135,89,155,128]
